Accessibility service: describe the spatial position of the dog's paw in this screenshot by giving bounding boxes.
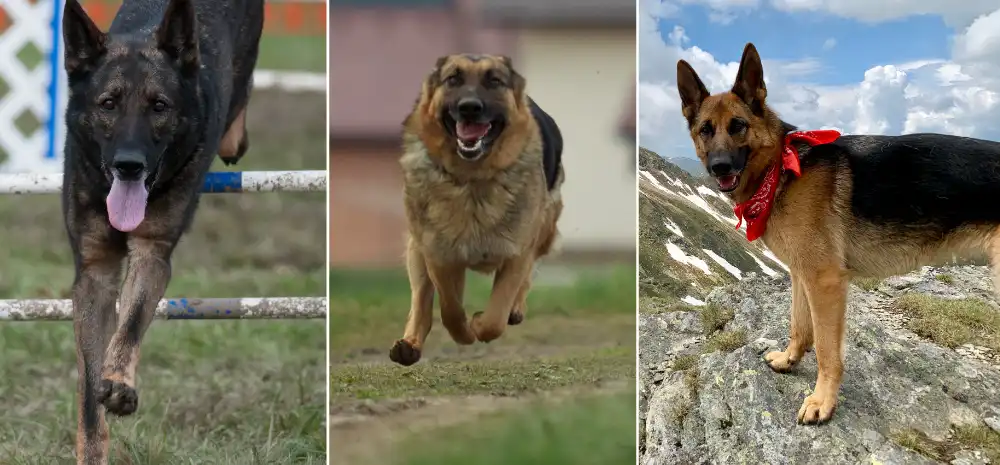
[764,350,799,373]
[508,308,524,325]
[97,379,138,416]
[796,391,837,425]
[470,312,505,343]
[389,339,421,366]
[219,155,241,166]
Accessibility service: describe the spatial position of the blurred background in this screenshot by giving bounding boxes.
[0,0,326,463]
[328,1,637,464]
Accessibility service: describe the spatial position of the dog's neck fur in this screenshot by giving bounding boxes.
[727,119,797,205]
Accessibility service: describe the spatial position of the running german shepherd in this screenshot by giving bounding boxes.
[61,0,262,461]
[390,54,564,366]
[677,43,1000,425]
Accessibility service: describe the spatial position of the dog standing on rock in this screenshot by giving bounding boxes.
[390,54,565,366]
[61,0,262,462]
[677,42,1000,425]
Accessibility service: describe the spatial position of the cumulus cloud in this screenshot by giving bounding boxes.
[638,0,1000,159]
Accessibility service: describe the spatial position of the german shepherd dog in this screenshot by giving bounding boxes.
[390,54,564,366]
[677,43,1000,425]
[61,0,262,461]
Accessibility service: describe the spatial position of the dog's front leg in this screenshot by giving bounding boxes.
[71,236,125,465]
[797,266,849,425]
[99,236,173,417]
[765,273,813,371]
[390,238,437,365]
[471,253,534,343]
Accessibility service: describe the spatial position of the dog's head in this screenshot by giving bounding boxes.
[676,43,783,193]
[62,0,202,231]
[419,54,527,162]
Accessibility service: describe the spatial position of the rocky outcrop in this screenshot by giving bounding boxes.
[639,267,1000,465]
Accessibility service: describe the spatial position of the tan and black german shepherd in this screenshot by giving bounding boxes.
[677,43,1000,424]
[390,54,564,366]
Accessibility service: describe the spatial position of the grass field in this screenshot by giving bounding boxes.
[0,63,327,463]
[330,264,637,465]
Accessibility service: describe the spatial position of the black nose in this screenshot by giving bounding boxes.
[709,161,733,176]
[457,98,484,118]
[112,151,146,179]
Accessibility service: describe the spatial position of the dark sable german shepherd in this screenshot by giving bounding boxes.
[390,54,564,366]
[61,0,262,461]
[678,43,1000,425]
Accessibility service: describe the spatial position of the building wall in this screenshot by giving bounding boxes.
[515,27,637,251]
[329,144,406,267]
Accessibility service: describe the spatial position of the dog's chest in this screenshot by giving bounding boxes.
[406,168,538,265]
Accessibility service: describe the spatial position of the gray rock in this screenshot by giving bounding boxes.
[639,271,1000,465]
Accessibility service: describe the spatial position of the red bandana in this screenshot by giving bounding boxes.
[733,130,842,242]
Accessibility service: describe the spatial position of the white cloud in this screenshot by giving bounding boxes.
[638,1,1000,158]
[822,38,837,50]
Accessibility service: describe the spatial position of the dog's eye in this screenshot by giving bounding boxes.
[445,75,462,86]
[152,100,168,113]
[100,99,116,111]
[728,118,747,135]
[699,122,714,137]
[488,77,504,87]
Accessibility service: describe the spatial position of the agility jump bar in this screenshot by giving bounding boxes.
[0,297,326,321]
[0,170,326,194]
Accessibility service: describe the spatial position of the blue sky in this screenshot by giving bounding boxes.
[670,6,951,86]
[638,0,1000,160]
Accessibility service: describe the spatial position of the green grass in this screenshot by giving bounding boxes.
[703,330,748,354]
[390,390,636,465]
[672,354,699,372]
[891,424,1000,464]
[257,35,326,72]
[893,294,1000,350]
[330,264,636,465]
[699,304,735,335]
[0,90,326,463]
[853,277,882,292]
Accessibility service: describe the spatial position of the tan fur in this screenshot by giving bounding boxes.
[389,54,564,365]
[678,42,1000,425]
[218,106,247,160]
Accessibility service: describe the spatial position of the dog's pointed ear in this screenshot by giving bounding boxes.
[676,60,710,128]
[156,0,200,74]
[424,55,450,89]
[731,42,767,116]
[500,56,526,101]
[63,0,106,76]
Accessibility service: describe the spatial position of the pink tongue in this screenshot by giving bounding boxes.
[106,176,148,232]
[456,122,490,142]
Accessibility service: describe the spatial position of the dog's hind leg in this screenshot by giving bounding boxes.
[218,106,249,166]
[99,235,175,417]
[390,239,436,365]
[987,228,1000,299]
[471,253,534,342]
[765,272,813,372]
[69,221,125,465]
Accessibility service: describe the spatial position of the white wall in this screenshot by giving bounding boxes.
[517,27,637,251]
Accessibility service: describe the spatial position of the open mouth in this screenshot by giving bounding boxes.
[106,170,149,233]
[715,173,741,192]
[456,121,492,158]
[443,114,504,160]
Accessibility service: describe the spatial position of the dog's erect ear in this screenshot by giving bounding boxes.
[156,0,200,74]
[731,42,767,116]
[676,60,710,128]
[499,56,527,102]
[63,0,106,76]
[424,55,450,89]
